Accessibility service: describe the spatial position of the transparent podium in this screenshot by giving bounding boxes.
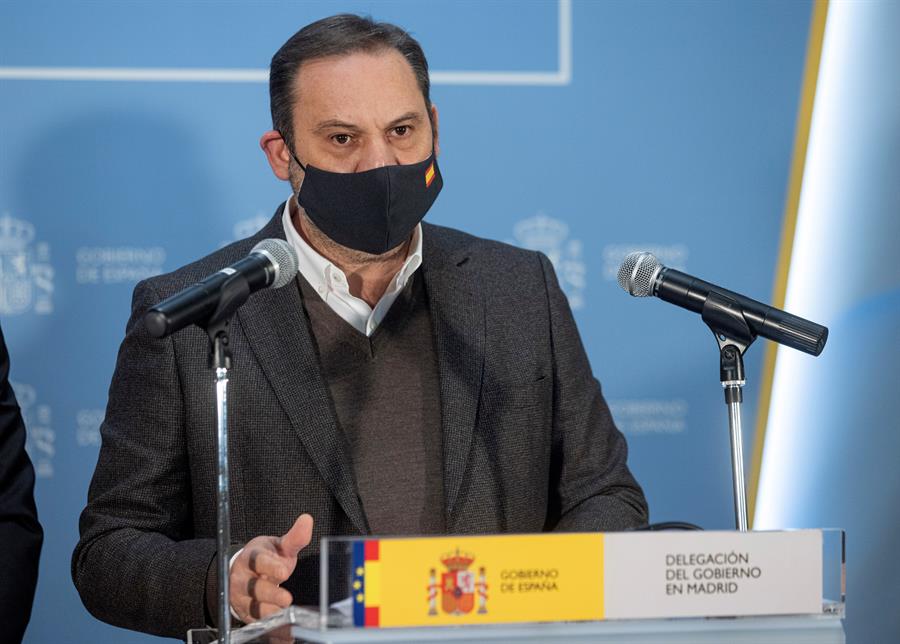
[187,529,845,644]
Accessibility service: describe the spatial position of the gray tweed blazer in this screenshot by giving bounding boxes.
[72,206,647,639]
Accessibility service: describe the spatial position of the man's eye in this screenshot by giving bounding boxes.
[393,126,410,136]
[332,134,352,145]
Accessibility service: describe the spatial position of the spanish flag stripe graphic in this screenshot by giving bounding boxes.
[364,560,382,609]
[351,541,366,626]
[352,540,382,626]
[424,162,435,187]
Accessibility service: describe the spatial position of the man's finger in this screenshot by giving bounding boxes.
[248,549,290,580]
[277,514,313,559]
[248,576,293,608]
[242,599,285,623]
[229,567,251,604]
[258,602,287,620]
[249,598,261,621]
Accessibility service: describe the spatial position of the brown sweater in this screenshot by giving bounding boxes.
[299,272,445,535]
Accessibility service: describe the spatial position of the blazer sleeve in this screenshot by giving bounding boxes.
[0,324,43,643]
[71,279,217,638]
[538,253,649,531]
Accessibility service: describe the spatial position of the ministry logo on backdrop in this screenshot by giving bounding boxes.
[508,213,586,310]
[75,408,105,447]
[608,398,688,435]
[0,213,54,316]
[233,213,270,240]
[12,381,55,477]
[221,212,271,247]
[75,246,166,284]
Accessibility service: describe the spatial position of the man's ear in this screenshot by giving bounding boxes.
[430,104,440,156]
[260,130,292,181]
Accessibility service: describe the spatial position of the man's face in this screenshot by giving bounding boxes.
[287,49,437,178]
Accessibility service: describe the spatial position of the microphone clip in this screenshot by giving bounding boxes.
[205,272,251,371]
[702,290,758,357]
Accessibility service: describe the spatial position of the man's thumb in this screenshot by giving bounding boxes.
[278,514,314,558]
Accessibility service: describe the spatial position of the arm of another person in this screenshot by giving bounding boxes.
[0,324,43,643]
[538,254,649,531]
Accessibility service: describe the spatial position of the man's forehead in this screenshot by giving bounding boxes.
[294,49,420,96]
[291,49,427,127]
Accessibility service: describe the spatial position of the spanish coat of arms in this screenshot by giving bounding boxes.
[427,549,487,616]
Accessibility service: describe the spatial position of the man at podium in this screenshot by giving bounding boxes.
[72,14,647,638]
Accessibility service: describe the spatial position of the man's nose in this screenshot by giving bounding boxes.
[356,139,397,172]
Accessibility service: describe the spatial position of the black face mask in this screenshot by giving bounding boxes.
[285,142,443,255]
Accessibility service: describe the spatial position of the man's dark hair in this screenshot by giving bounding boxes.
[270,14,432,148]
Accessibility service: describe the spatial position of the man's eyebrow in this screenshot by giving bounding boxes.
[386,111,423,128]
[312,112,424,133]
[313,119,363,133]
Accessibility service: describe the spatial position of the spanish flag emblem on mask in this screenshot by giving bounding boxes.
[424,161,436,187]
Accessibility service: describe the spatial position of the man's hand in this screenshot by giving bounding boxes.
[229,514,314,623]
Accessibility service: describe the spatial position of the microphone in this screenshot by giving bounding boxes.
[144,238,299,339]
[617,251,827,356]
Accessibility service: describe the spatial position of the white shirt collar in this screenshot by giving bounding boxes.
[281,197,423,336]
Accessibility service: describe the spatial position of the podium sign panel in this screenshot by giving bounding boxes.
[603,530,822,618]
[320,529,834,629]
[195,529,843,643]
[336,533,604,627]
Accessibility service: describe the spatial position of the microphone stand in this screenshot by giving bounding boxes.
[202,274,252,644]
[701,292,758,532]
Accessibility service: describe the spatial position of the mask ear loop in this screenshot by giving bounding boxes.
[278,130,308,172]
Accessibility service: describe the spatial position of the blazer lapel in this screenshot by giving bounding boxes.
[237,209,369,534]
[422,229,485,525]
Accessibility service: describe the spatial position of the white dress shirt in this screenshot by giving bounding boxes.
[281,197,423,336]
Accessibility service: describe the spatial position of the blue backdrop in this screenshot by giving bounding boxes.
[754,2,900,642]
[1,1,815,642]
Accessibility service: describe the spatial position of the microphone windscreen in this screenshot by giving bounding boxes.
[617,251,662,297]
[251,238,299,289]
